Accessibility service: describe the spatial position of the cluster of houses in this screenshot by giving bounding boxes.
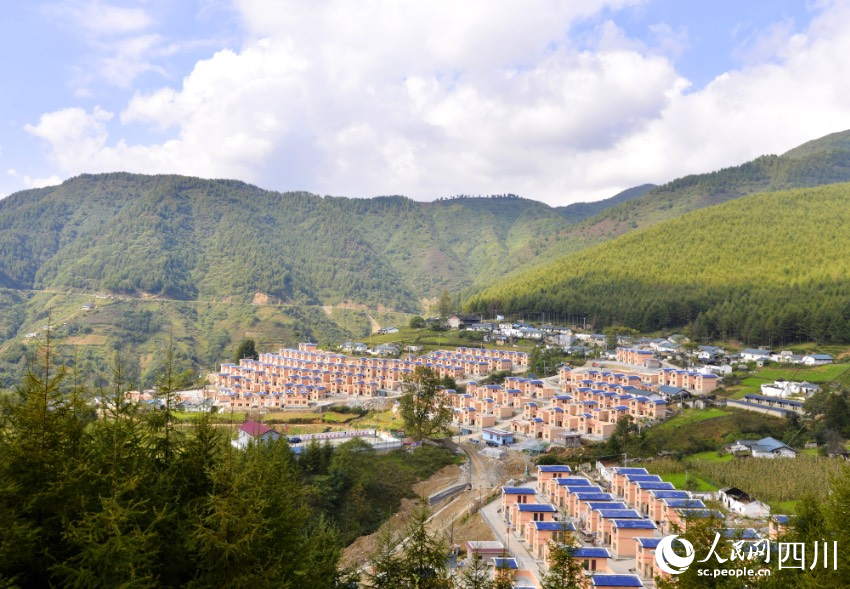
[210,343,528,411]
[488,464,787,587]
[739,348,835,366]
[447,315,604,348]
[722,379,819,417]
[440,366,672,444]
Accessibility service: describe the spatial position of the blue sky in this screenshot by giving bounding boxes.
[2,0,849,205]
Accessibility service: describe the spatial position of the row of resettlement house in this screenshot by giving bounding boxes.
[494,465,787,588]
[212,343,529,410]
[439,356,719,442]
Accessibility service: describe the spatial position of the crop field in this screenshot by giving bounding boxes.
[688,455,847,503]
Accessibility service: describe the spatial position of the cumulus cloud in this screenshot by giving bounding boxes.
[24,175,64,189]
[23,0,850,204]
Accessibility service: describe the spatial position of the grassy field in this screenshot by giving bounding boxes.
[350,409,405,431]
[647,408,730,434]
[770,500,800,514]
[686,450,734,463]
[639,407,790,457]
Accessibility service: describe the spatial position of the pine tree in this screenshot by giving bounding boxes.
[398,502,451,589]
[457,550,493,589]
[541,531,588,589]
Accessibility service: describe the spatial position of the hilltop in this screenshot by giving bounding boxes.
[0,176,576,310]
[543,129,850,256]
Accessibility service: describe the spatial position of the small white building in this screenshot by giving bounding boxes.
[740,348,772,362]
[717,487,771,518]
[760,380,821,398]
[801,353,835,366]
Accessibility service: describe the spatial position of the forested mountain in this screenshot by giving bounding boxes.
[3,130,850,384]
[555,183,656,223]
[466,182,850,345]
[545,129,850,256]
[0,177,576,387]
[0,176,574,310]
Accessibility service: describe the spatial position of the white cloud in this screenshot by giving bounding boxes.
[23,0,850,204]
[23,175,63,189]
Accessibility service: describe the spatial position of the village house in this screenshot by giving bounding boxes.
[735,394,804,416]
[760,380,821,398]
[448,314,481,329]
[802,353,835,366]
[609,520,658,558]
[511,503,557,536]
[572,547,612,574]
[525,520,577,559]
[633,537,663,581]
[582,502,628,535]
[717,487,771,518]
[232,421,280,450]
[728,437,798,458]
[769,515,791,540]
[536,465,572,493]
[739,348,772,363]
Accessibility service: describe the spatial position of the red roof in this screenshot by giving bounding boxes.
[239,420,276,438]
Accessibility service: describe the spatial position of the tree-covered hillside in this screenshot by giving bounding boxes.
[555,183,656,223]
[467,182,850,345]
[0,176,574,311]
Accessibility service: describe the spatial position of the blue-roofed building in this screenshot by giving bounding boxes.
[501,486,535,516]
[571,547,613,573]
[635,537,662,549]
[610,519,658,558]
[537,464,572,493]
[591,574,644,588]
[533,521,576,532]
[491,557,518,570]
[517,503,557,513]
[597,509,643,520]
[721,528,760,540]
[514,503,557,534]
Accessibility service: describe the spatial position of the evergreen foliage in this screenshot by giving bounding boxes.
[554,130,850,256]
[0,174,575,311]
[540,531,588,589]
[0,337,455,588]
[468,183,850,344]
[233,338,258,363]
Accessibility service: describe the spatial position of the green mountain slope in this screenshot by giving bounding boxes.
[0,176,574,311]
[555,183,656,223]
[466,182,850,345]
[0,177,574,387]
[548,129,850,255]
